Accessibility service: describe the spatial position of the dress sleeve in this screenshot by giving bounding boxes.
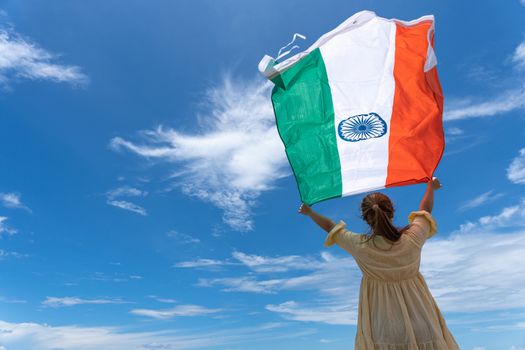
[324,220,359,255]
[407,210,438,246]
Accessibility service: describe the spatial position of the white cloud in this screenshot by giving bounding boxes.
[187,201,525,326]
[0,25,87,87]
[173,258,236,269]
[148,296,177,304]
[130,304,222,320]
[266,301,357,325]
[459,190,502,211]
[507,148,525,184]
[0,216,17,236]
[459,199,525,233]
[166,230,200,244]
[444,41,525,121]
[231,251,323,273]
[444,89,525,121]
[107,200,147,216]
[174,251,326,273]
[105,186,148,215]
[445,127,463,136]
[0,192,30,212]
[196,251,361,298]
[42,296,127,308]
[0,320,308,350]
[106,187,147,199]
[110,77,287,231]
[0,249,26,259]
[512,41,525,68]
[197,276,286,294]
[0,296,27,304]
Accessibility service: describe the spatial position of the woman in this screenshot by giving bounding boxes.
[299,178,459,350]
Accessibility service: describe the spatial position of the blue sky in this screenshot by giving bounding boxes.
[0,0,525,349]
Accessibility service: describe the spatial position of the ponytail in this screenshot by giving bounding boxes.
[371,204,401,242]
[361,193,408,245]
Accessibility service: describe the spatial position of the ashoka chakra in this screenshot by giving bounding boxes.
[337,113,387,142]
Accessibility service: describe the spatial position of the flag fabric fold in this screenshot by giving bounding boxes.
[259,10,444,205]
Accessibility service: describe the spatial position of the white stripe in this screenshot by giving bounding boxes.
[319,17,397,196]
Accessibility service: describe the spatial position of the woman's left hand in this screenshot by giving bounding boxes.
[298,203,312,216]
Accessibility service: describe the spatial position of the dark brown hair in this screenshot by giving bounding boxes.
[360,192,409,246]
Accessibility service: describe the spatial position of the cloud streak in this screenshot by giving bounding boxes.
[130,304,222,320]
[507,148,525,184]
[106,186,148,216]
[110,77,287,231]
[458,190,502,211]
[0,192,31,212]
[42,296,127,308]
[0,23,87,87]
[444,40,525,121]
[444,89,525,121]
[0,320,311,350]
[0,216,17,236]
[182,203,525,326]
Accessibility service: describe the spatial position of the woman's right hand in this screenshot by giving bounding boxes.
[429,177,442,191]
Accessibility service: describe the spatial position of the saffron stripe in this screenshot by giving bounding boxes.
[386,21,444,188]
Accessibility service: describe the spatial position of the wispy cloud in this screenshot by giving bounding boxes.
[458,198,525,233]
[507,148,525,184]
[445,127,463,137]
[174,251,325,273]
[107,187,147,199]
[184,203,525,327]
[444,89,525,121]
[167,230,200,244]
[266,301,357,325]
[0,18,87,87]
[147,295,178,304]
[444,40,525,121]
[458,190,503,211]
[0,249,26,259]
[173,258,237,269]
[42,296,128,308]
[0,295,27,304]
[231,251,324,273]
[512,42,525,68]
[0,192,31,212]
[110,77,287,231]
[106,186,148,216]
[0,320,309,350]
[107,200,147,215]
[0,216,17,236]
[130,304,222,320]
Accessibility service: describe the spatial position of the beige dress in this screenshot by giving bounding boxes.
[325,210,460,350]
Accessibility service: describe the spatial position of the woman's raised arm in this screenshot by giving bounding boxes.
[419,177,442,213]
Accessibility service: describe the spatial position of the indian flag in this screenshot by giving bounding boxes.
[259,10,444,205]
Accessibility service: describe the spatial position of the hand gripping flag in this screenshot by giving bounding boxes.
[259,10,444,205]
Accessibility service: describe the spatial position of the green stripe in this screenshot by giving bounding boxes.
[271,48,342,205]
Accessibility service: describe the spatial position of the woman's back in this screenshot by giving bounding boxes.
[325,210,459,349]
[300,179,460,349]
